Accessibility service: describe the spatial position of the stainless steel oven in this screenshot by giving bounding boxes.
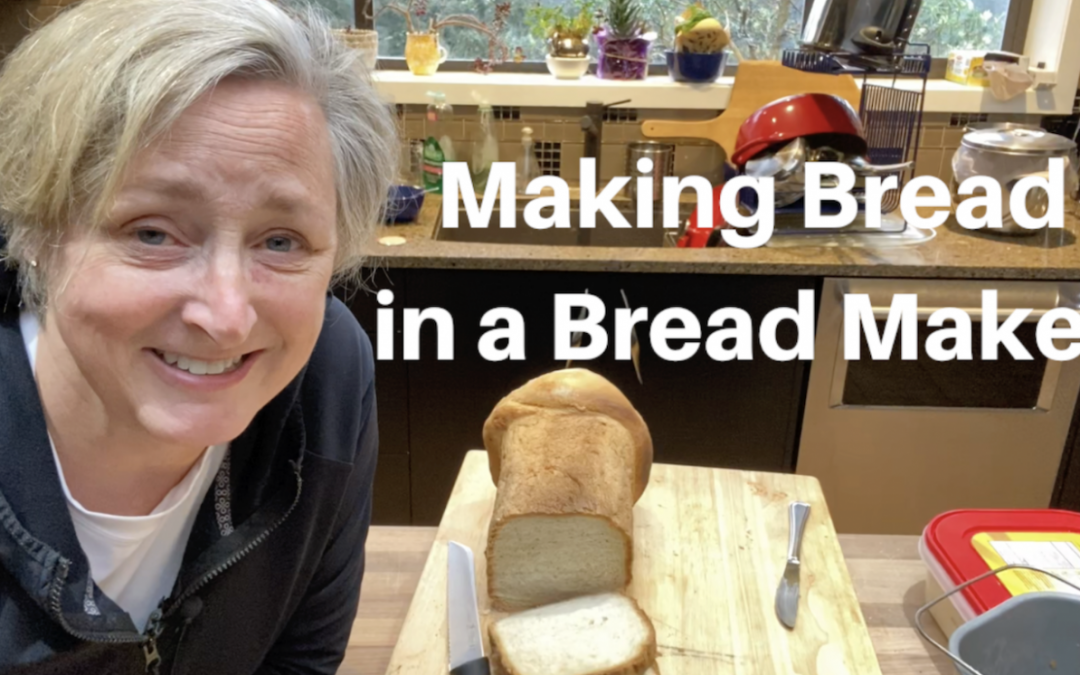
[798,278,1080,534]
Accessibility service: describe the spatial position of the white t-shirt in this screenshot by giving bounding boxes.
[20,311,227,632]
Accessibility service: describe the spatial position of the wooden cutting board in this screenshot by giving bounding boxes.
[641,60,862,160]
[384,451,882,675]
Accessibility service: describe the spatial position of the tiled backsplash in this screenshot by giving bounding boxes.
[395,105,724,186]
[395,104,1046,187]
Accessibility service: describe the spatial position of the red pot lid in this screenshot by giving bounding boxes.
[925,509,1080,614]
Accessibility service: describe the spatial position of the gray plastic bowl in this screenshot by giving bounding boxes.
[948,591,1080,675]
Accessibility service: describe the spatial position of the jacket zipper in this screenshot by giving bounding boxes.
[46,459,304,674]
[162,459,304,623]
[47,557,144,646]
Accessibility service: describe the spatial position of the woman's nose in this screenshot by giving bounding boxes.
[181,256,257,347]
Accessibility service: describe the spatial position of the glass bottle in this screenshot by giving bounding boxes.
[422,91,456,193]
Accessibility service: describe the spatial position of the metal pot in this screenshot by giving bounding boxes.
[548,32,589,58]
[951,125,1078,236]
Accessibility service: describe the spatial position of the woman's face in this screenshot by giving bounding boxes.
[41,78,339,449]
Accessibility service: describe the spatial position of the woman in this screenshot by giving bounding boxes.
[0,0,396,672]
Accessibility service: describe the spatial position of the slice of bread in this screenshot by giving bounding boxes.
[489,593,657,675]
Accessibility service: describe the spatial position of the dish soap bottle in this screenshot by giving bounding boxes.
[471,101,499,191]
[422,91,456,194]
[517,126,540,192]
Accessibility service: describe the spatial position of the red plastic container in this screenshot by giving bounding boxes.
[921,509,1080,636]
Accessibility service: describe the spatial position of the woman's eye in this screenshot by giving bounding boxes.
[266,236,295,253]
[137,229,169,246]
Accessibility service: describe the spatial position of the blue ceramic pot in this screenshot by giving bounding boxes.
[665,49,727,83]
[385,185,425,224]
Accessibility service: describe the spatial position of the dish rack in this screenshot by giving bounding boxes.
[780,43,932,213]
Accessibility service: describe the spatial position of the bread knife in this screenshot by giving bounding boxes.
[620,289,642,385]
[775,502,811,630]
[447,541,491,675]
[565,288,589,369]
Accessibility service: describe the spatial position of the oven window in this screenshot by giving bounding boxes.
[842,320,1048,408]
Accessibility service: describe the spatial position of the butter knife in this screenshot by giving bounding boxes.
[775,502,811,630]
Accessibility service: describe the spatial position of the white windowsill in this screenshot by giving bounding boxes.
[372,69,1068,115]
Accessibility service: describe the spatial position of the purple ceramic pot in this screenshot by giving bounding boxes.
[595,28,653,80]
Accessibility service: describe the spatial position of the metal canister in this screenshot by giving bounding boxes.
[626,141,675,202]
[951,125,1078,235]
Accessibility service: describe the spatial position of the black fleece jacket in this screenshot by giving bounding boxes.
[0,257,379,674]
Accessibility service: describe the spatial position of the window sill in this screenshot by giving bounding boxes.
[372,69,1070,115]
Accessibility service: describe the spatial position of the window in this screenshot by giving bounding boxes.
[281,0,356,26]
[913,0,1013,57]
[370,0,809,64]
[311,0,1025,68]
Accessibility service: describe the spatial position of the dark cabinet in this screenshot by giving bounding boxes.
[340,267,815,526]
[371,454,411,525]
[335,269,411,523]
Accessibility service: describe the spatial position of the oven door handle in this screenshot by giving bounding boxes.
[869,307,1069,321]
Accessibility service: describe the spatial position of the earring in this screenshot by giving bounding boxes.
[29,260,38,268]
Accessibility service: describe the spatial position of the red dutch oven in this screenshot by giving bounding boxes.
[732,93,868,167]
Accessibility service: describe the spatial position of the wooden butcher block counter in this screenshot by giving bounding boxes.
[385,451,882,675]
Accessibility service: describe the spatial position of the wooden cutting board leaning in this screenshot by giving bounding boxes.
[640,60,863,161]
[384,451,883,675]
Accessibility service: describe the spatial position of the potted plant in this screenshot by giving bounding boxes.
[667,4,732,83]
[594,0,655,80]
[376,0,511,75]
[332,26,380,72]
[526,0,597,79]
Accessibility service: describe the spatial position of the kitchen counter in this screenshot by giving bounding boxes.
[345,526,953,675]
[366,194,1080,280]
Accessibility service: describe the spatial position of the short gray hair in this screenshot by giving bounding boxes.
[0,0,398,311]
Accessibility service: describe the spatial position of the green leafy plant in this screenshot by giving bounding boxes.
[604,0,646,40]
[674,3,713,35]
[525,0,598,42]
[673,3,731,53]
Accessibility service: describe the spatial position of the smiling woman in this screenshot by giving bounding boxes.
[0,1,397,673]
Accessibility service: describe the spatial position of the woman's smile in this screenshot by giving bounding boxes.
[145,347,262,392]
[152,349,248,375]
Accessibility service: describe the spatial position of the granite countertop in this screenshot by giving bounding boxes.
[364,193,1080,280]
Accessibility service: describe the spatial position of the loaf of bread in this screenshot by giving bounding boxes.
[489,593,658,675]
[483,369,653,611]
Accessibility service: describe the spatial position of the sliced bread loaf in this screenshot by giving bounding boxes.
[483,369,653,611]
[489,593,657,675]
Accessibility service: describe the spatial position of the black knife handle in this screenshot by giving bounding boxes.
[451,657,491,675]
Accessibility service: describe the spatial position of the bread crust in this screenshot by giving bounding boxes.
[488,594,658,675]
[483,369,653,502]
[485,408,638,610]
